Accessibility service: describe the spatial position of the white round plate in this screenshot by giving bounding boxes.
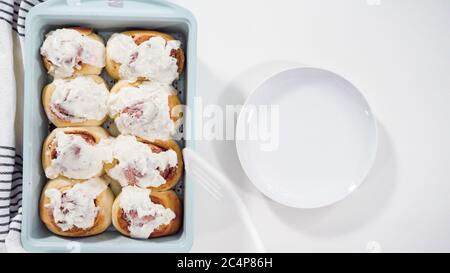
[236,67,377,208]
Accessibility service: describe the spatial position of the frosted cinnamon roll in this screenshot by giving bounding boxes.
[107,80,182,141]
[42,75,109,127]
[40,177,114,237]
[112,186,182,239]
[40,27,106,78]
[42,127,112,180]
[105,30,185,83]
[104,135,183,191]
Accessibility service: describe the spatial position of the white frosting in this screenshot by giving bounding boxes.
[45,131,112,179]
[107,135,178,188]
[41,28,105,78]
[45,178,107,231]
[107,34,181,83]
[108,82,177,141]
[50,76,109,123]
[119,186,175,239]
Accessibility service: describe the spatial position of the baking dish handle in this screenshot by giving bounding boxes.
[37,0,180,11]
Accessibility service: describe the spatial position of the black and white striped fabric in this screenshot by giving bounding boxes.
[0,147,23,249]
[0,0,45,36]
[0,0,45,252]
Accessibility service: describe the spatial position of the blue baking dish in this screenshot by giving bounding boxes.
[22,0,196,252]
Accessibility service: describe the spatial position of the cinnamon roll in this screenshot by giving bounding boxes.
[104,135,183,191]
[39,177,114,237]
[40,27,106,78]
[107,80,183,141]
[42,75,109,127]
[42,127,112,180]
[105,30,185,83]
[112,186,182,239]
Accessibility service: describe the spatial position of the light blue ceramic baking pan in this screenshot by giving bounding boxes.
[22,0,196,252]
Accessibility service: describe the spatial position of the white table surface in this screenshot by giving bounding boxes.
[171,0,450,252]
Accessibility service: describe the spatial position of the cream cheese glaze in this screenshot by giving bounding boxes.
[108,82,177,141]
[40,28,105,78]
[107,34,181,83]
[45,178,107,231]
[119,186,175,239]
[50,76,109,123]
[107,135,177,188]
[45,131,112,179]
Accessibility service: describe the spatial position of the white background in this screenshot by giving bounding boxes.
[170,0,450,252]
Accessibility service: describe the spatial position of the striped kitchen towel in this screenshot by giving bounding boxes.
[0,0,45,253]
